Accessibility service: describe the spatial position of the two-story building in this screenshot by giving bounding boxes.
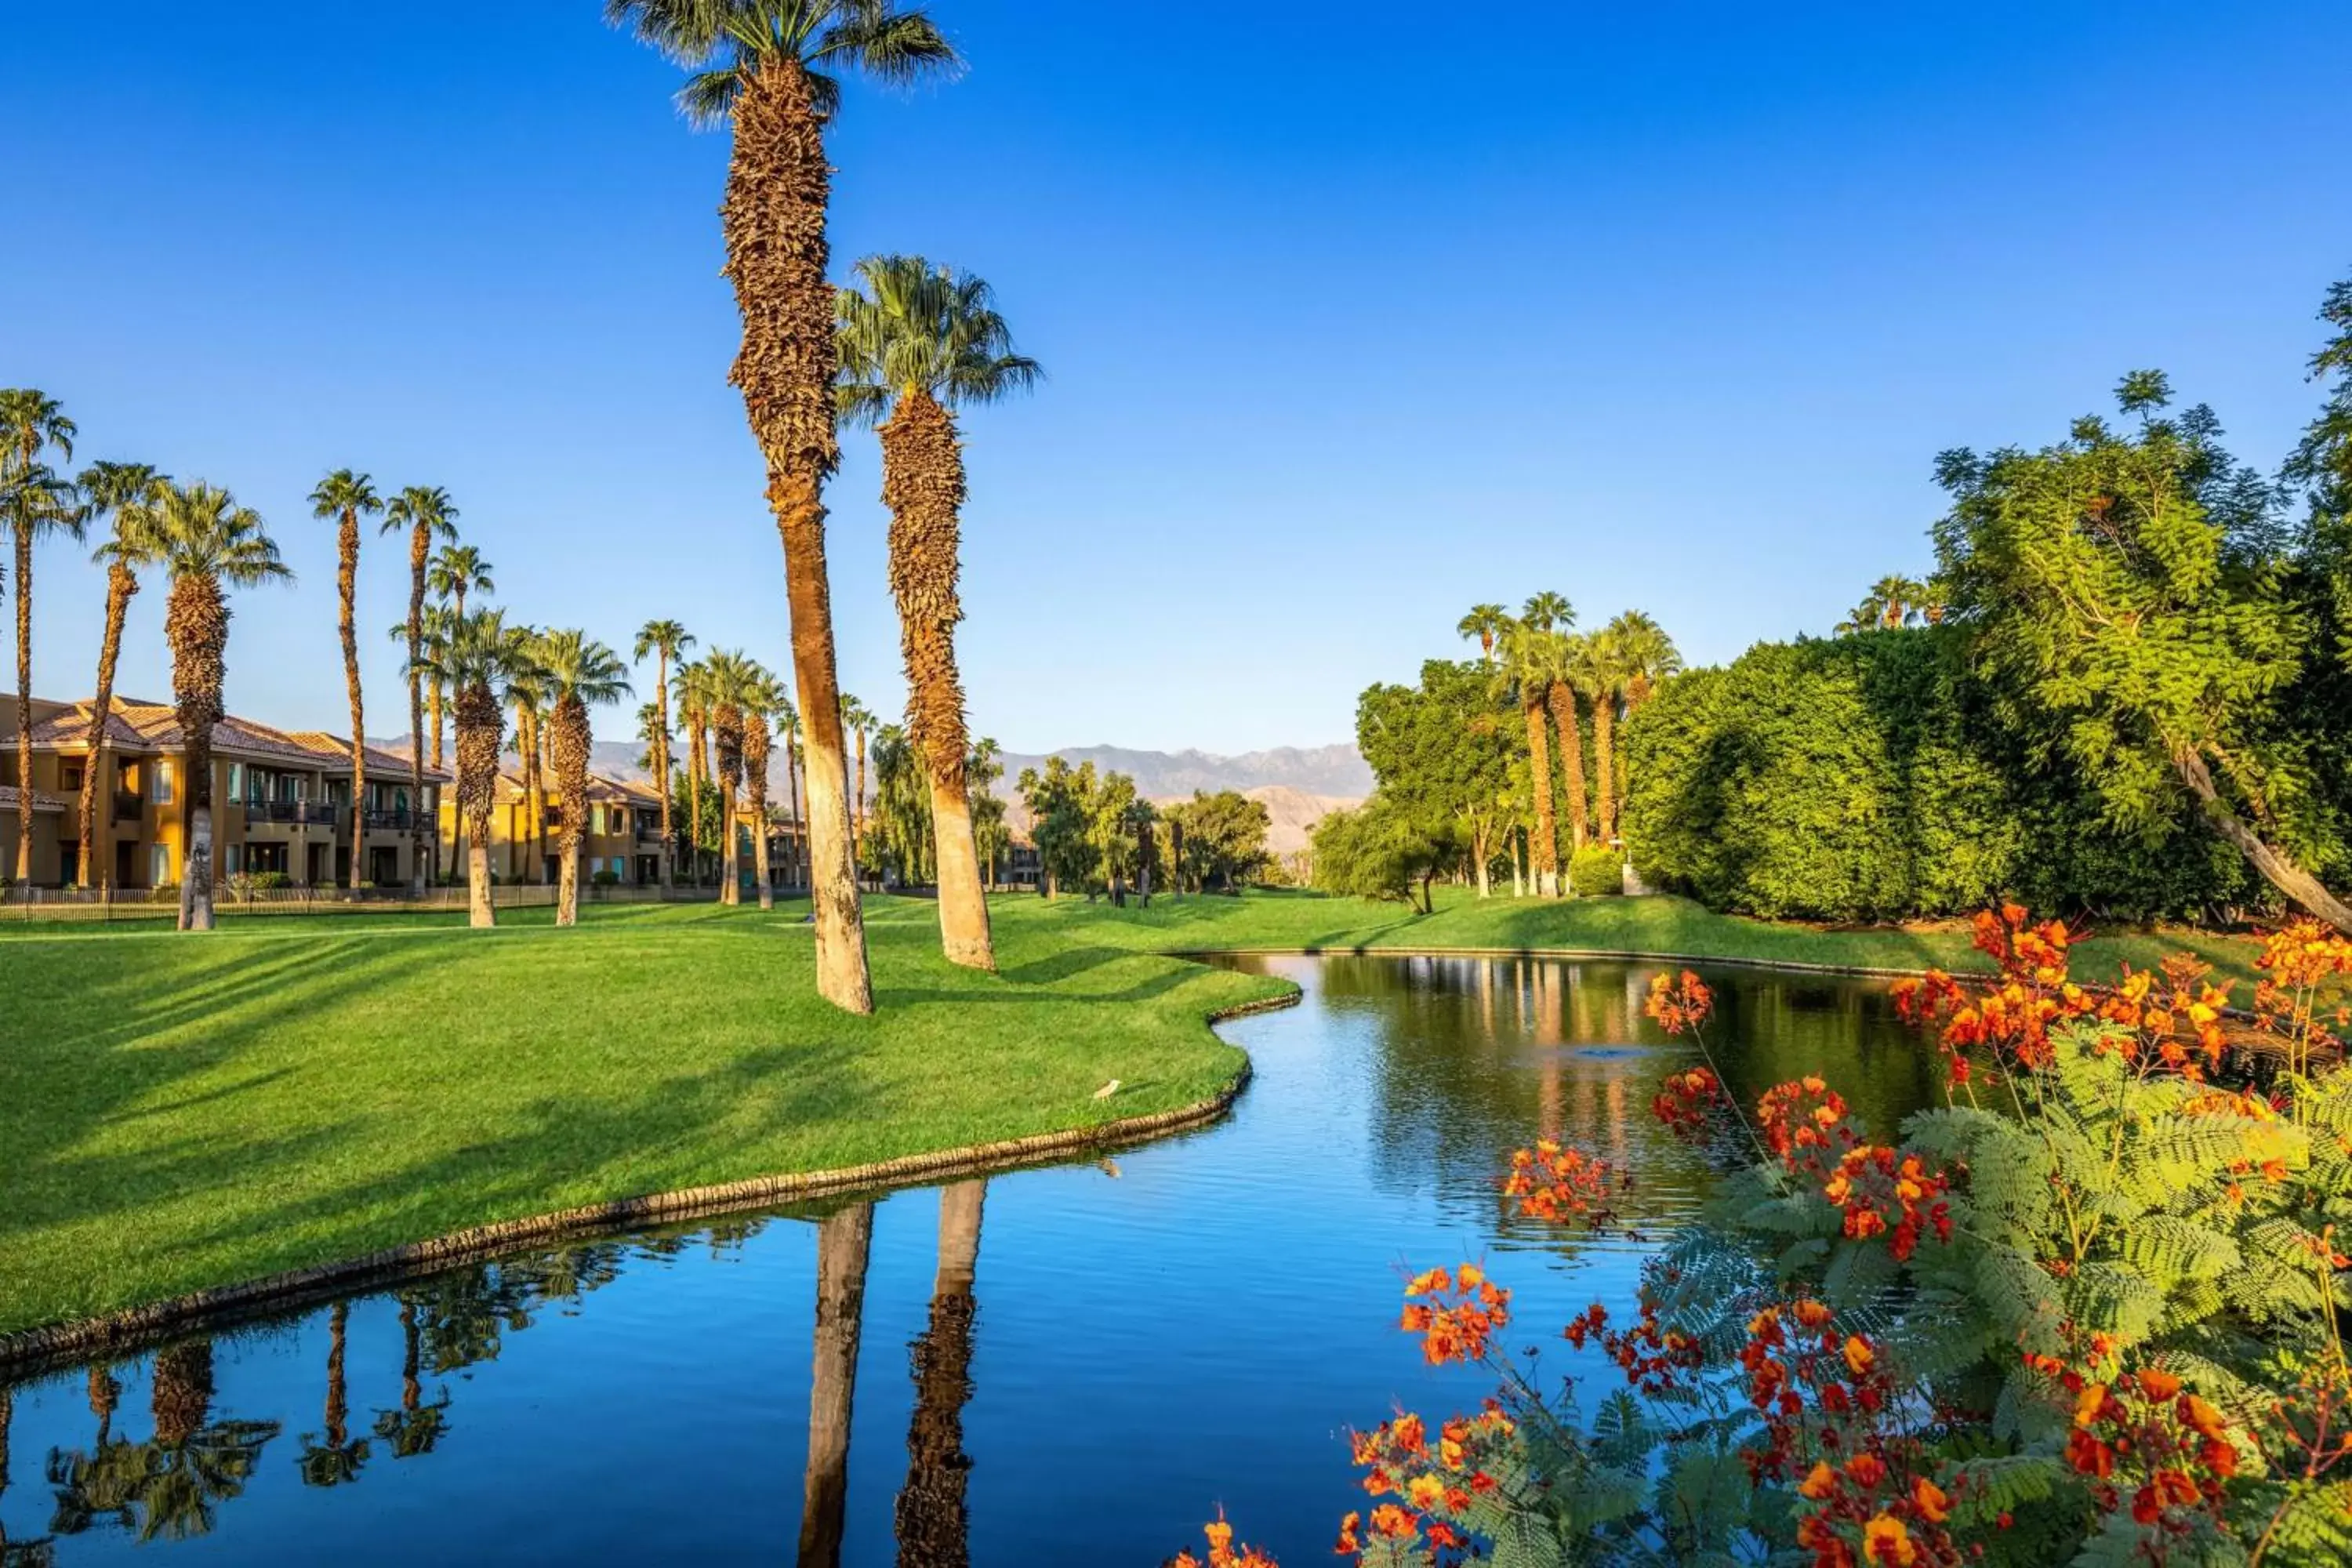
[0,694,448,889]
[441,771,673,887]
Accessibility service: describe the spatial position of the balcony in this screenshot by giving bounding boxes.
[636,822,665,844]
[111,791,143,825]
[243,799,338,827]
[362,808,435,833]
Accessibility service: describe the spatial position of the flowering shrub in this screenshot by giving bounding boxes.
[1171,913,2352,1567]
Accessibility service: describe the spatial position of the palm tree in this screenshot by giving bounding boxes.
[2,385,82,887]
[740,664,793,910]
[426,543,493,622]
[390,606,459,880]
[70,462,166,890]
[840,691,874,871]
[1567,628,1632,847]
[837,254,1039,969]
[146,484,291,929]
[702,650,757,906]
[1531,627,1590,856]
[777,696,804,885]
[382,488,458,891]
[1494,617,1560,896]
[967,737,1005,889]
[539,629,632,926]
[296,1303,370,1488]
[894,1180,983,1568]
[1456,603,1508,665]
[420,608,517,927]
[309,470,383,889]
[633,619,694,887]
[1869,574,1923,630]
[677,659,713,887]
[800,1201,875,1568]
[503,628,551,884]
[1607,609,1682,713]
[607,0,958,1016]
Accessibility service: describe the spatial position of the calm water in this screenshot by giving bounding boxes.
[0,956,1943,1566]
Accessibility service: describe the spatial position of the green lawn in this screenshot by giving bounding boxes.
[0,887,2261,1337]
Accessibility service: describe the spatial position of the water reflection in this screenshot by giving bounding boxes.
[0,956,1939,1564]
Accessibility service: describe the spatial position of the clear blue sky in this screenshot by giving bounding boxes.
[7,2,2348,755]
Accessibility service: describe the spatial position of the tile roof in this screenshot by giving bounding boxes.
[25,699,451,781]
[0,786,67,815]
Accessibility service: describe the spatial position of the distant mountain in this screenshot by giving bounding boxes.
[390,737,1370,855]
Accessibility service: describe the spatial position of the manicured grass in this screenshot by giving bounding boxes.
[0,887,2262,1336]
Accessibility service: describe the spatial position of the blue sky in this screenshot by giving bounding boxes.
[6,2,2348,755]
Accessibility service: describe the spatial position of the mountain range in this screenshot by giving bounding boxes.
[376,737,1369,854]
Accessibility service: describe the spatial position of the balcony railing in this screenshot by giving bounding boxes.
[361,807,433,832]
[111,791,143,825]
[636,823,664,843]
[242,798,339,826]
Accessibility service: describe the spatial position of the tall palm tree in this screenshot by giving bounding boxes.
[800,1201,875,1568]
[426,543,493,622]
[894,1181,983,1568]
[309,470,383,889]
[147,484,291,929]
[420,608,516,927]
[1567,628,1632,847]
[382,488,458,891]
[837,254,1039,970]
[539,629,632,926]
[392,607,459,879]
[677,659,713,887]
[1531,627,1590,855]
[840,691,873,869]
[633,619,694,887]
[2,386,82,887]
[71,462,165,890]
[741,664,792,911]
[608,0,957,1016]
[503,628,551,884]
[777,696,804,884]
[1456,603,1508,666]
[296,1303,369,1488]
[1606,608,1682,713]
[702,650,757,906]
[1494,617,1560,896]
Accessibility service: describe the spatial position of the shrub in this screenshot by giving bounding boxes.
[1188,910,2352,1566]
[149,882,178,904]
[1568,845,1624,898]
[251,870,292,891]
[590,869,620,888]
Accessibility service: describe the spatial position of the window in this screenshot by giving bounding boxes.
[224,844,243,876]
[151,844,172,887]
[154,760,174,805]
[227,764,241,801]
[62,764,83,792]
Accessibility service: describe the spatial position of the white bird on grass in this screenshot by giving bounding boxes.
[1091,1078,1122,1101]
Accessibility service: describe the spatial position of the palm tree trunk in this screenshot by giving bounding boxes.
[407,528,428,894]
[895,1181,983,1568]
[1592,699,1618,846]
[456,681,500,928]
[746,724,775,912]
[686,719,705,887]
[800,1201,873,1568]
[788,740,803,888]
[1521,693,1559,896]
[553,694,588,927]
[14,524,32,888]
[1547,680,1589,855]
[655,651,674,888]
[339,512,368,890]
[880,389,994,968]
[78,564,137,889]
[725,55,869,1011]
[167,574,227,931]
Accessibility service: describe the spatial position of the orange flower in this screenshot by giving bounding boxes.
[1406,1474,1445,1513]
[1862,1513,1916,1566]
[1367,1504,1416,1539]
[1911,1475,1951,1523]
[1844,1452,1887,1488]
[1798,1461,1839,1500]
[1843,1335,1875,1377]
[2136,1367,2181,1401]
[2180,1394,2229,1441]
[1332,1513,1360,1555]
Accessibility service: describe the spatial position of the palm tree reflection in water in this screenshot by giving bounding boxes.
[799,1202,875,1568]
[895,1180,984,1568]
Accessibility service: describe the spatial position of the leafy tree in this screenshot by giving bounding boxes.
[967,737,1008,887]
[1162,789,1272,894]
[1015,756,1092,898]
[633,619,695,886]
[1311,795,1448,912]
[1356,659,1516,896]
[1934,373,2352,931]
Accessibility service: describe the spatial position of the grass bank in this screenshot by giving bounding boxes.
[0,887,2260,1338]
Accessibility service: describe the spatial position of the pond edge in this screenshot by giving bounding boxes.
[0,988,1299,1374]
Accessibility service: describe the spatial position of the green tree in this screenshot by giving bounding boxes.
[145,484,292,929]
[74,459,167,889]
[419,608,518,927]
[1016,756,1094,899]
[608,0,957,1014]
[838,253,1039,970]
[309,470,383,889]
[633,619,695,887]
[1935,373,2352,931]
[1456,603,1508,666]
[2,388,81,889]
[538,630,632,926]
[381,487,457,892]
[967,736,1007,887]
[1495,615,1563,895]
[1358,659,1518,897]
[1311,795,1447,912]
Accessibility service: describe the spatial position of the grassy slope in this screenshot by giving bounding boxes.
[0,887,2259,1335]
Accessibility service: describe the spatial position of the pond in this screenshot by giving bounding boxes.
[0,954,1946,1566]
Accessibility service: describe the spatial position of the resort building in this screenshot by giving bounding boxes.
[0,695,448,890]
[441,771,673,887]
